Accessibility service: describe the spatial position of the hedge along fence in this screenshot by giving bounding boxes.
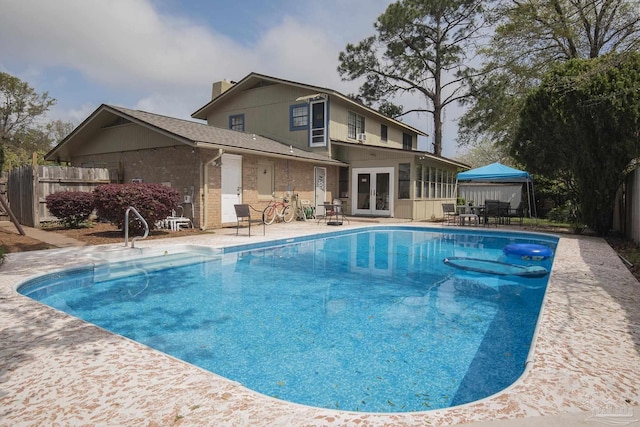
[45,191,95,228]
[7,165,111,227]
[93,183,180,233]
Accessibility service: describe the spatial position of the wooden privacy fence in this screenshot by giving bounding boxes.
[7,165,111,227]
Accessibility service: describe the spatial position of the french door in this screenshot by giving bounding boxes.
[351,167,393,216]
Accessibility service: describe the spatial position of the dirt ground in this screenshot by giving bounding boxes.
[0,229,51,252]
[0,221,206,252]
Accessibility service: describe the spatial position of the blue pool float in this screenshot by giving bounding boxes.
[503,243,553,261]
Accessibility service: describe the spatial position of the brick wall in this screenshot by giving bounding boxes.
[239,154,338,210]
[73,146,202,227]
[74,147,339,230]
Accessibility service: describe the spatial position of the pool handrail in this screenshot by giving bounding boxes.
[124,206,149,248]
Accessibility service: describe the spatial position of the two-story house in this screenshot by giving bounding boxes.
[193,73,465,219]
[45,72,465,229]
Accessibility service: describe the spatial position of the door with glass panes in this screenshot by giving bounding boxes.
[351,167,393,216]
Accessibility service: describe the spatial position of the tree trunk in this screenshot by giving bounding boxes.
[433,104,443,156]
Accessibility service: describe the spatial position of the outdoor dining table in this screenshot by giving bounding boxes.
[317,203,349,226]
[456,205,484,225]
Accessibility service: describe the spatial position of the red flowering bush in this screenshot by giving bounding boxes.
[45,191,95,228]
[93,183,180,233]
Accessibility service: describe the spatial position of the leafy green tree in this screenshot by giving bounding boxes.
[2,120,73,169]
[513,52,640,235]
[459,0,640,148]
[0,72,56,171]
[456,137,513,168]
[338,0,487,156]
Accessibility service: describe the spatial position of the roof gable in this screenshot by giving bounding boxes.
[45,104,346,166]
[191,72,427,136]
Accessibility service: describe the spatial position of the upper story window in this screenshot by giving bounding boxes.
[309,100,327,147]
[402,133,413,150]
[290,104,308,131]
[229,114,245,132]
[348,111,365,139]
[381,124,388,142]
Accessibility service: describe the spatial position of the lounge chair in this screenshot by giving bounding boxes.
[234,204,265,236]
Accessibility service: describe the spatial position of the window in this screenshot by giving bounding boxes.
[229,114,245,131]
[415,164,423,198]
[257,162,274,199]
[290,104,308,130]
[310,100,327,147]
[429,167,436,198]
[402,133,413,150]
[398,163,411,199]
[381,124,388,142]
[414,166,455,199]
[348,111,365,139]
[339,166,349,198]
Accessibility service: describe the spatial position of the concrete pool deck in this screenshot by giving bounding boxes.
[1,219,639,426]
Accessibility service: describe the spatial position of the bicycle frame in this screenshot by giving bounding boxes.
[263,197,294,224]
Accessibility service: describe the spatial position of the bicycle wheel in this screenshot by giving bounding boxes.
[282,204,295,223]
[263,205,276,225]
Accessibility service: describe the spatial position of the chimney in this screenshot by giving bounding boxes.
[211,80,235,99]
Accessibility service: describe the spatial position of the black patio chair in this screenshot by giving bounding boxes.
[505,201,525,225]
[483,201,502,227]
[234,204,265,236]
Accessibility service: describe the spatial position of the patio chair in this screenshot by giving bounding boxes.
[331,199,349,224]
[442,203,459,225]
[234,204,265,236]
[483,201,502,227]
[505,201,525,225]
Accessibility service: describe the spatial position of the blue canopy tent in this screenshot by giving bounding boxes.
[455,162,537,218]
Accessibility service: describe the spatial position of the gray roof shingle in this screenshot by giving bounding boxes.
[108,105,345,165]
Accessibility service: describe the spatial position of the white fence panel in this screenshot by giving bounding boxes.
[458,184,522,209]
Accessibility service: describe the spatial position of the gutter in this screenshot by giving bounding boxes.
[193,142,345,166]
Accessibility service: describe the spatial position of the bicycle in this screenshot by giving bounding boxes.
[263,197,295,224]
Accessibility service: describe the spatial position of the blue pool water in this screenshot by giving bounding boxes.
[20,226,557,413]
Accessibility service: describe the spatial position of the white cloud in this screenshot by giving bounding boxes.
[0,0,251,90]
[0,0,462,156]
[251,16,348,88]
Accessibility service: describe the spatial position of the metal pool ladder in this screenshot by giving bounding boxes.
[124,206,149,248]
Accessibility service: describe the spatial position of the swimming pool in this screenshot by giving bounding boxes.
[19,226,558,413]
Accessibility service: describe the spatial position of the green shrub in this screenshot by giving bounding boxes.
[93,183,180,233]
[546,205,571,223]
[45,191,95,228]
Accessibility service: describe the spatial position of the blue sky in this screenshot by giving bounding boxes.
[0,0,465,157]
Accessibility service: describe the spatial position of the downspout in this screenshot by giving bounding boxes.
[201,148,224,230]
